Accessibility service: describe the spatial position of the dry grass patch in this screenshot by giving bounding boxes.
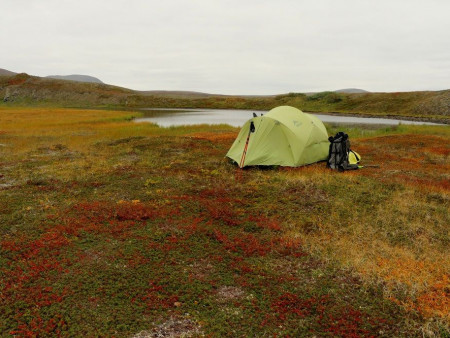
[133,316,203,338]
[281,132,449,322]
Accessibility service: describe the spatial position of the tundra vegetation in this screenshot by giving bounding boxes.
[0,107,448,336]
[1,73,449,123]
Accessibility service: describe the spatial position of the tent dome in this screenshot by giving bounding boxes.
[226,106,329,167]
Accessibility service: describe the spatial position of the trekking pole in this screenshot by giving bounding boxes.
[239,121,255,168]
[239,130,251,168]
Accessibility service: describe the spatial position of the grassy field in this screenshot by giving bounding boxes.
[0,107,448,336]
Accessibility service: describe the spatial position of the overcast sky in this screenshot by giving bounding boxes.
[2,0,449,94]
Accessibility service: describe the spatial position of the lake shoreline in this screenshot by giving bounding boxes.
[134,108,446,127]
[84,106,448,124]
[305,110,449,125]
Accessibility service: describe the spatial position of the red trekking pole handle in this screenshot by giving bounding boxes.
[239,121,255,168]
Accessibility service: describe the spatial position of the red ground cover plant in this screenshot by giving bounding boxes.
[247,215,282,231]
[271,292,317,320]
[1,231,72,336]
[197,189,245,226]
[45,200,181,239]
[203,198,242,226]
[212,229,271,257]
[320,307,368,337]
[10,314,67,337]
[1,199,183,335]
[268,292,389,337]
[135,280,179,312]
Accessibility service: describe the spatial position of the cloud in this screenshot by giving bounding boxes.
[2,0,449,94]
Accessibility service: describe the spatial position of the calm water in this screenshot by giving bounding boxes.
[134,108,444,127]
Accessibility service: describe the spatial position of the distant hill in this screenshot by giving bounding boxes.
[0,72,448,122]
[137,90,222,99]
[45,74,104,84]
[0,68,17,76]
[334,88,369,94]
[0,73,132,106]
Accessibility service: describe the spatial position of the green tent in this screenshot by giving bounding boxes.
[226,106,329,167]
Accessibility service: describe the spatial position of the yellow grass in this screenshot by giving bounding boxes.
[280,141,449,322]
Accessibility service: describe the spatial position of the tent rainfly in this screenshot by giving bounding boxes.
[226,106,329,167]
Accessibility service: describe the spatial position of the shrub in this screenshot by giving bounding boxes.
[307,91,342,103]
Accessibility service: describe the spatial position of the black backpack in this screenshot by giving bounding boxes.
[327,132,359,171]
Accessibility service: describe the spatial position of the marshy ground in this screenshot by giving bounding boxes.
[0,107,448,336]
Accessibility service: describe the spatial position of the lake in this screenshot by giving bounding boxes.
[134,108,443,127]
